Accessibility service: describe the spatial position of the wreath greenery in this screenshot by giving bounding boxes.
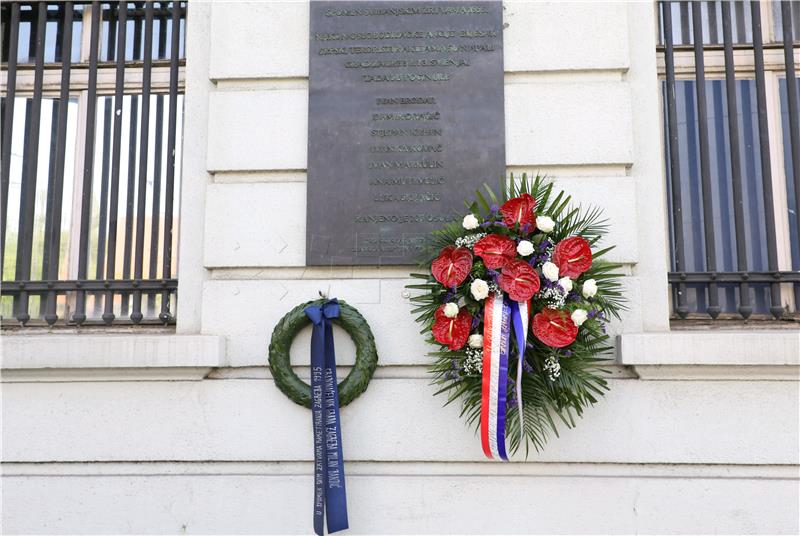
[268,299,378,408]
[408,174,625,455]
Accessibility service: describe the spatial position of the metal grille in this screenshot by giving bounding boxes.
[1,1,186,327]
[659,0,800,321]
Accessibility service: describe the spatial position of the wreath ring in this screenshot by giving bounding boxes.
[268,299,378,408]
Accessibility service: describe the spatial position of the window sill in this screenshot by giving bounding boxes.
[618,331,800,380]
[1,334,226,381]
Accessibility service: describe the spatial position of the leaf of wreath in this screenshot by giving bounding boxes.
[268,299,378,408]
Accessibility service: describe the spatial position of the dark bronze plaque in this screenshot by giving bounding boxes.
[306,0,505,265]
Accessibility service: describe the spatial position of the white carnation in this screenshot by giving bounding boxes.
[558,277,573,292]
[443,302,459,318]
[571,308,588,326]
[536,215,555,233]
[462,214,480,230]
[516,240,534,257]
[470,278,490,301]
[468,334,484,348]
[542,261,559,282]
[582,279,598,298]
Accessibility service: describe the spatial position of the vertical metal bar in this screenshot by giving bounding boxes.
[54,2,64,62]
[663,1,690,318]
[782,1,800,287]
[160,0,180,323]
[41,100,59,280]
[721,1,752,319]
[692,0,721,319]
[130,2,153,324]
[751,1,785,318]
[0,2,19,273]
[708,1,720,44]
[43,1,74,326]
[679,1,690,44]
[147,2,168,314]
[93,3,117,314]
[103,0,128,325]
[13,2,47,325]
[735,0,746,42]
[121,3,143,314]
[72,1,101,325]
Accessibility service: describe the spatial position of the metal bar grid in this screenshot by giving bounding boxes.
[0,1,186,328]
[660,0,800,321]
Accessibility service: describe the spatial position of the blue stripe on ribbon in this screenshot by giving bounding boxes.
[495,298,511,461]
[306,299,349,535]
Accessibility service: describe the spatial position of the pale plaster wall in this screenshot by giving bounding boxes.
[2,2,799,535]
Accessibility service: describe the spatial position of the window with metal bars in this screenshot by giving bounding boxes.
[1,1,186,328]
[658,0,800,323]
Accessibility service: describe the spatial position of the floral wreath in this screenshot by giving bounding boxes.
[409,174,624,458]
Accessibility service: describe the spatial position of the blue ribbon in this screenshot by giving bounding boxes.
[305,299,349,535]
[509,301,527,438]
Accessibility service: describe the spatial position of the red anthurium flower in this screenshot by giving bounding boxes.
[533,308,578,348]
[499,260,541,302]
[473,234,516,269]
[431,246,473,287]
[432,306,472,350]
[552,236,593,278]
[500,193,536,228]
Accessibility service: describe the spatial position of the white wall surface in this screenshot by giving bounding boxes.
[2,2,798,535]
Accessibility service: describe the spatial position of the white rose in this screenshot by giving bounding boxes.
[536,215,555,233]
[571,308,589,326]
[443,302,459,318]
[558,277,573,293]
[468,334,484,348]
[542,261,559,282]
[516,240,534,257]
[582,279,598,298]
[462,214,479,230]
[470,278,490,301]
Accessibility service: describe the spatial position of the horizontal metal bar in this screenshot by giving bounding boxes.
[668,272,800,284]
[1,279,178,292]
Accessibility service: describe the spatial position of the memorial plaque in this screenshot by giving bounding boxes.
[306,0,505,265]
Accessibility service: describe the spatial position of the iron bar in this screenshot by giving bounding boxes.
[751,1,785,319]
[692,0,721,319]
[72,0,101,325]
[43,2,74,326]
[130,1,153,324]
[147,2,168,314]
[3,279,178,292]
[721,1,752,319]
[103,0,127,325]
[160,1,180,323]
[121,5,143,314]
[662,1,690,318]
[0,2,19,273]
[13,3,47,325]
[781,1,800,287]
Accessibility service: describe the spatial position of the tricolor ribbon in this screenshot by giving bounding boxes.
[480,293,530,460]
[305,300,349,535]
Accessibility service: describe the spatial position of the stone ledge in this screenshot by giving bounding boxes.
[0,335,227,376]
[618,331,800,366]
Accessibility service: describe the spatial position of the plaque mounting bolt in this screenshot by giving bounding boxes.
[401,290,411,299]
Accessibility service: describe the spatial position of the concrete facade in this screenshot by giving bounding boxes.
[2,2,799,534]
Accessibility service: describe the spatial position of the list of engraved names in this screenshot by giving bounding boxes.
[306,1,505,265]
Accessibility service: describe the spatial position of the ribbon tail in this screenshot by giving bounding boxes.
[510,301,529,441]
[322,319,349,534]
[495,298,511,461]
[309,317,326,536]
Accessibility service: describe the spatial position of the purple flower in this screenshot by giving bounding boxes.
[539,239,552,251]
[567,292,581,302]
[588,309,599,319]
[563,350,573,357]
[522,359,533,373]
[490,204,500,214]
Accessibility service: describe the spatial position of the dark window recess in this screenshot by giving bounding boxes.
[1,2,187,327]
[659,0,800,321]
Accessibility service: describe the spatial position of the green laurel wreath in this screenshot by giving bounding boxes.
[268,299,378,408]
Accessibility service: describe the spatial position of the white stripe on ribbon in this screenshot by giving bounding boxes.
[486,292,504,460]
[515,300,529,435]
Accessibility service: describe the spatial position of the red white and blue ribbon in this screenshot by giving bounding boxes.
[481,293,530,460]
